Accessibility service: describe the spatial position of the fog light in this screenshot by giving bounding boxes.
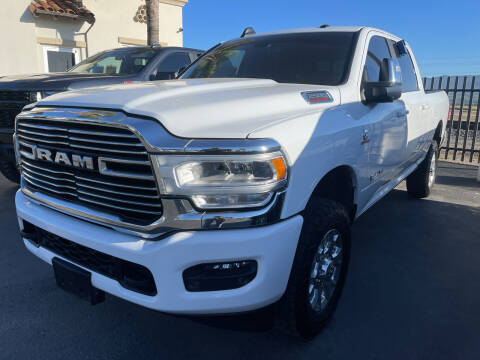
[183,260,257,292]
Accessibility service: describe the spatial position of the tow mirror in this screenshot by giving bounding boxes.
[364,58,403,103]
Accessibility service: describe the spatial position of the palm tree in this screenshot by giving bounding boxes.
[146,0,159,45]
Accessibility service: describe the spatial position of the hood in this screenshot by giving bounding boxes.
[38,78,341,139]
[0,73,137,92]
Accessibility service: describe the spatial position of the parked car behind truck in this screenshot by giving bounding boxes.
[0,45,203,183]
[14,26,448,338]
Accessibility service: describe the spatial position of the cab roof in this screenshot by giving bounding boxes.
[232,26,399,41]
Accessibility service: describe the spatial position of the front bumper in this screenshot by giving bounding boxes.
[16,190,303,314]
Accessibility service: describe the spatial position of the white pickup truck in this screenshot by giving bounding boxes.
[14,26,449,338]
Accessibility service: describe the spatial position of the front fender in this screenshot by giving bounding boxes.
[249,106,365,219]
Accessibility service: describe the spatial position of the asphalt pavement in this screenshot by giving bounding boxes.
[1,161,479,360]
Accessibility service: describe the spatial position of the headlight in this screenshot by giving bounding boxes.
[153,152,288,210]
[175,158,286,187]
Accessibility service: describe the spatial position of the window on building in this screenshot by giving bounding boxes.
[43,46,80,73]
[47,51,76,72]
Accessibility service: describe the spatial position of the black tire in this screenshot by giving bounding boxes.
[406,141,438,198]
[0,161,20,184]
[277,199,351,339]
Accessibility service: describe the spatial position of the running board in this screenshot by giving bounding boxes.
[356,156,425,218]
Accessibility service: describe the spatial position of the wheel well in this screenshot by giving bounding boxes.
[433,121,443,147]
[307,166,357,222]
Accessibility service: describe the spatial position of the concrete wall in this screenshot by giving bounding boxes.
[0,0,187,76]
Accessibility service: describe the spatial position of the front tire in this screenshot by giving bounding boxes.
[278,199,351,339]
[406,141,438,198]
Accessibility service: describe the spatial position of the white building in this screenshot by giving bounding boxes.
[0,0,188,76]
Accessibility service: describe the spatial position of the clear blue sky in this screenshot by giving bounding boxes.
[182,0,480,77]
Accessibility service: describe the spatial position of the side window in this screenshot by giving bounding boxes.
[393,43,419,92]
[157,52,191,73]
[363,36,392,82]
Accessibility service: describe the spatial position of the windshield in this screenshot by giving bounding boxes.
[69,48,158,76]
[181,32,357,85]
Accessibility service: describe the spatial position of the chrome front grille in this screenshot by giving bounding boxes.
[17,117,162,225]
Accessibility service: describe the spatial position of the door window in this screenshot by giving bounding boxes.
[363,36,392,82]
[152,52,192,80]
[157,52,191,73]
[393,43,419,92]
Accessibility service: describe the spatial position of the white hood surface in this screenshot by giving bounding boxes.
[39,78,340,139]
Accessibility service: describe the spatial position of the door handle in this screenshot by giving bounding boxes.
[421,104,430,110]
[396,109,410,117]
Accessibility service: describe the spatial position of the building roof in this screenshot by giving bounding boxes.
[29,0,95,24]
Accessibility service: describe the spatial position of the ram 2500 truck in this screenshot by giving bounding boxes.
[14,26,449,338]
[0,46,202,184]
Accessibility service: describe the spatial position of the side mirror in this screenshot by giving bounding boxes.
[364,58,403,103]
[396,40,408,56]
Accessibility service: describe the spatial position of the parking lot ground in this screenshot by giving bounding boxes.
[1,161,479,360]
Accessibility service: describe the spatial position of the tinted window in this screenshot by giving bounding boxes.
[393,43,419,92]
[157,52,191,73]
[182,32,357,86]
[69,48,158,75]
[363,36,391,82]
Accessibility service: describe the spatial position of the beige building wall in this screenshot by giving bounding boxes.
[0,1,39,76]
[0,0,187,76]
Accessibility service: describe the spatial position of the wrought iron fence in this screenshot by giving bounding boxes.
[423,75,480,163]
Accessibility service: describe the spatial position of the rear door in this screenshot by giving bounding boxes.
[391,40,432,167]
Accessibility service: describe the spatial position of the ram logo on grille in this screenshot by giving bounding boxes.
[20,143,94,170]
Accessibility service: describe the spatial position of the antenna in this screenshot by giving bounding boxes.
[241,27,256,38]
[319,24,330,28]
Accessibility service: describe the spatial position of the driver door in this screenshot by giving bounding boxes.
[357,35,408,206]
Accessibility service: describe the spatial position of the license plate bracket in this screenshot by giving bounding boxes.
[52,257,105,305]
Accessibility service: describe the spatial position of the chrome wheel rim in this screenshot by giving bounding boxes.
[428,152,436,188]
[308,229,343,313]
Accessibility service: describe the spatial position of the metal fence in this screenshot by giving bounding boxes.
[423,75,480,163]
